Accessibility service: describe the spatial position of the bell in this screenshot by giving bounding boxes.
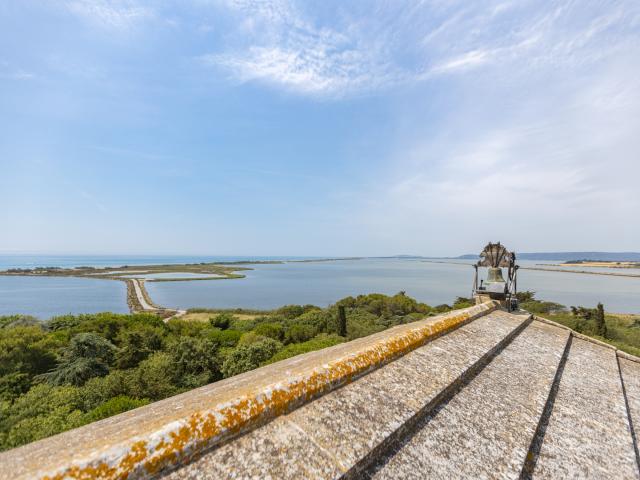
[485,267,506,285]
[473,242,517,306]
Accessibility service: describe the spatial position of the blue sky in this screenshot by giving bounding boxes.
[1,0,639,256]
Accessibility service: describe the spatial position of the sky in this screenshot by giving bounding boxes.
[1,0,639,257]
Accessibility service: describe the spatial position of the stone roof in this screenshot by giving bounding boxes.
[1,302,639,479]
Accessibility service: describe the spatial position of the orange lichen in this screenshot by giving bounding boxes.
[35,303,495,480]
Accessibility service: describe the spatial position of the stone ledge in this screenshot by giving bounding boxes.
[0,302,498,480]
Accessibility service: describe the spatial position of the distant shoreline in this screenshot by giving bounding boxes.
[547,261,640,269]
[421,260,640,279]
[0,258,368,315]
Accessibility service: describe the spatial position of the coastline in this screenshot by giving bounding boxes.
[421,260,640,279]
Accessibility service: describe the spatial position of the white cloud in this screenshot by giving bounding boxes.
[203,46,395,95]
[192,0,640,251]
[200,0,400,96]
[349,51,640,253]
[430,49,491,74]
[66,0,152,29]
[200,1,640,98]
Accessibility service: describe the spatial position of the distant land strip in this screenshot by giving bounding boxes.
[422,260,640,279]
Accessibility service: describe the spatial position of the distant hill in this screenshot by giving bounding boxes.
[455,252,640,262]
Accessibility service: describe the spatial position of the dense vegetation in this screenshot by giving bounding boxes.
[0,292,465,451]
[517,291,640,356]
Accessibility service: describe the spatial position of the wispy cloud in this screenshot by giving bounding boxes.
[349,49,640,252]
[199,0,399,96]
[66,0,152,29]
[201,0,640,98]
[202,46,396,96]
[430,50,491,74]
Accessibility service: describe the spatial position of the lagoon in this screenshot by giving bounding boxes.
[147,258,640,313]
[1,257,639,318]
[0,276,128,318]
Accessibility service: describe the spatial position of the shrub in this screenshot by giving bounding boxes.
[0,315,39,329]
[166,319,209,337]
[115,326,163,369]
[205,328,242,348]
[221,339,282,378]
[84,396,149,423]
[238,331,269,346]
[288,310,330,336]
[521,300,566,315]
[128,352,179,400]
[80,370,133,410]
[0,383,84,450]
[209,313,235,330]
[265,334,345,364]
[0,373,31,402]
[452,297,474,309]
[170,337,220,386]
[46,315,82,331]
[432,304,451,313]
[0,326,57,377]
[274,305,306,319]
[253,322,284,341]
[516,291,536,303]
[284,324,316,344]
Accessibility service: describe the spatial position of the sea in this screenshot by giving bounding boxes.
[0,255,639,318]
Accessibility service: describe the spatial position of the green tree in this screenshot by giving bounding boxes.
[266,334,345,364]
[205,329,242,348]
[595,303,607,338]
[452,297,474,309]
[80,370,133,411]
[0,326,57,378]
[43,333,116,386]
[170,337,220,387]
[292,309,331,335]
[516,291,536,303]
[284,324,316,344]
[116,330,149,369]
[274,305,307,319]
[83,396,149,423]
[0,383,84,450]
[253,322,284,341]
[129,352,179,400]
[0,315,39,329]
[0,373,31,402]
[221,338,282,378]
[115,326,163,369]
[209,312,235,330]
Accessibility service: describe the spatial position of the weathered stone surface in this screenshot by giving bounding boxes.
[620,357,640,463]
[533,338,638,479]
[285,310,529,471]
[163,416,343,480]
[169,310,529,478]
[371,320,569,479]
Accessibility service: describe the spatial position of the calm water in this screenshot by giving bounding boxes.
[147,259,640,313]
[0,276,128,318]
[1,257,639,318]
